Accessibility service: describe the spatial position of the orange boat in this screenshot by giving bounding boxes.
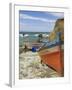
[38,18,64,76]
[38,45,64,76]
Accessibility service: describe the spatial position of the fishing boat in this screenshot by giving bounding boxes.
[38,18,64,76]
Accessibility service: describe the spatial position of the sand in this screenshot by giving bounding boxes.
[19,51,59,79]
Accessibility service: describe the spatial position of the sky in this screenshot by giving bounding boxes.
[19,10,64,32]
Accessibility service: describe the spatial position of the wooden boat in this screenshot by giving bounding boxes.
[38,18,64,76]
[38,45,64,76]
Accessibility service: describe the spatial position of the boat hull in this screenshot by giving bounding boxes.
[39,46,64,76]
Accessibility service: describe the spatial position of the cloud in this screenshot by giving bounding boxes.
[20,14,56,23]
[50,12,64,18]
[20,22,55,32]
[19,13,56,32]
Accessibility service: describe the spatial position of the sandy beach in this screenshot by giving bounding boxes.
[19,51,59,79]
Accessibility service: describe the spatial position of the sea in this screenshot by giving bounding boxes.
[19,32,50,46]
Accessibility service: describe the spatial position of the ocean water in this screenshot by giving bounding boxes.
[19,32,63,48]
[19,32,49,46]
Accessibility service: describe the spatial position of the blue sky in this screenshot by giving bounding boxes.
[19,10,64,32]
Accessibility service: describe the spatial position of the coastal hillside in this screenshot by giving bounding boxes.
[49,18,64,41]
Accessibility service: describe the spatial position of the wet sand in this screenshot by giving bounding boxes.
[19,51,59,79]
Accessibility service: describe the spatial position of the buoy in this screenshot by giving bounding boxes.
[32,47,36,52]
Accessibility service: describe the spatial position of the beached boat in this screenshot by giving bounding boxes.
[38,45,64,76]
[38,18,64,76]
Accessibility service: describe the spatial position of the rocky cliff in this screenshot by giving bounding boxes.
[49,18,64,41]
